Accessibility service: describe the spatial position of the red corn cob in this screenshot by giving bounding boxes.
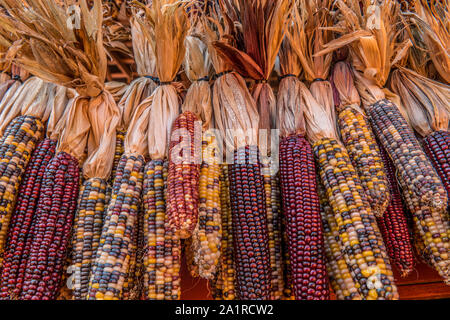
[423,130,450,199]
[19,152,80,300]
[0,138,56,299]
[228,145,271,300]
[167,111,200,239]
[279,134,329,300]
[376,141,414,276]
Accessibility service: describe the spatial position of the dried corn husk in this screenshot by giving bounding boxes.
[136,0,189,160]
[105,81,128,103]
[103,0,132,58]
[46,86,72,140]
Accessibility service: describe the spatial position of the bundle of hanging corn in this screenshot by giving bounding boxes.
[203,2,270,300]
[317,0,449,282]
[302,81,398,300]
[331,62,414,276]
[0,85,70,299]
[406,0,449,84]
[180,30,222,279]
[276,20,329,299]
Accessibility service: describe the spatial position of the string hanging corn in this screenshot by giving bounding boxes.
[303,81,398,300]
[0,86,69,299]
[318,181,362,300]
[331,62,390,216]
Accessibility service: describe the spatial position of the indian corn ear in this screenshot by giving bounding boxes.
[314,138,398,300]
[167,111,200,239]
[279,135,329,300]
[0,138,56,299]
[423,130,450,199]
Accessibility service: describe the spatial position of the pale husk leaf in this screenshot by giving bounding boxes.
[46,85,69,140]
[105,81,128,103]
[277,76,305,137]
[124,95,151,157]
[331,61,363,113]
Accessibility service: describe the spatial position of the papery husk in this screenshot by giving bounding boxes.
[301,81,340,145]
[105,81,128,103]
[83,91,121,180]
[389,67,450,137]
[103,1,132,58]
[1,0,107,97]
[123,96,151,157]
[137,0,189,160]
[331,62,362,111]
[0,78,14,100]
[0,76,46,134]
[0,80,20,129]
[47,86,70,140]
[310,81,336,128]
[57,97,91,163]
[408,0,449,83]
[182,35,213,130]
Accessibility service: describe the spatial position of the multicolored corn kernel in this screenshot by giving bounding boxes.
[279,135,329,300]
[167,111,200,239]
[19,151,80,300]
[142,159,181,300]
[71,177,107,300]
[228,145,271,300]
[376,143,414,276]
[0,138,56,299]
[0,115,45,262]
[313,137,398,300]
[110,130,126,186]
[336,105,390,216]
[367,99,447,212]
[87,154,145,300]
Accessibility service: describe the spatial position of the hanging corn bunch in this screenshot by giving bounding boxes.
[277,25,329,300]
[0,85,70,299]
[204,2,270,300]
[134,0,188,301]
[317,0,449,282]
[182,32,222,279]
[302,81,398,300]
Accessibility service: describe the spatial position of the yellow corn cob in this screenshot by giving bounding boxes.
[318,181,362,300]
[314,138,398,300]
[143,160,181,300]
[190,134,222,279]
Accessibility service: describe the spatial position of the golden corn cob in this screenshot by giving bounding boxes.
[314,138,398,300]
[143,160,181,300]
[0,115,44,263]
[190,134,221,279]
[72,178,107,300]
[318,181,362,300]
[87,154,145,300]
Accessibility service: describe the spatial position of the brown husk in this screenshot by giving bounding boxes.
[389,67,450,136]
[105,81,128,103]
[331,61,364,115]
[135,0,189,160]
[182,34,213,130]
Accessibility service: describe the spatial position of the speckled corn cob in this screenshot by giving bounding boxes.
[121,208,139,300]
[366,99,447,212]
[167,111,200,239]
[20,152,80,300]
[336,105,390,216]
[279,135,329,300]
[210,165,235,300]
[376,143,414,276]
[318,181,362,300]
[0,115,45,262]
[261,159,284,300]
[313,138,398,300]
[0,138,56,299]
[423,130,450,199]
[71,178,107,300]
[87,154,145,300]
[228,145,271,300]
[190,134,221,279]
[110,130,126,185]
[142,160,181,300]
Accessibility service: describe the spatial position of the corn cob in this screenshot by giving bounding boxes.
[71,177,107,300]
[281,217,294,300]
[56,242,73,300]
[210,165,235,300]
[167,111,200,239]
[143,159,181,300]
[228,145,271,300]
[110,130,126,186]
[366,99,447,211]
[190,134,221,279]
[19,152,80,300]
[0,138,56,299]
[87,154,145,300]
[0,115,45,262]
[121,207,140,300]
[314,138,398,300]
[376,142,414,276]
[423,130,450,199]
[279,134,329,300]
